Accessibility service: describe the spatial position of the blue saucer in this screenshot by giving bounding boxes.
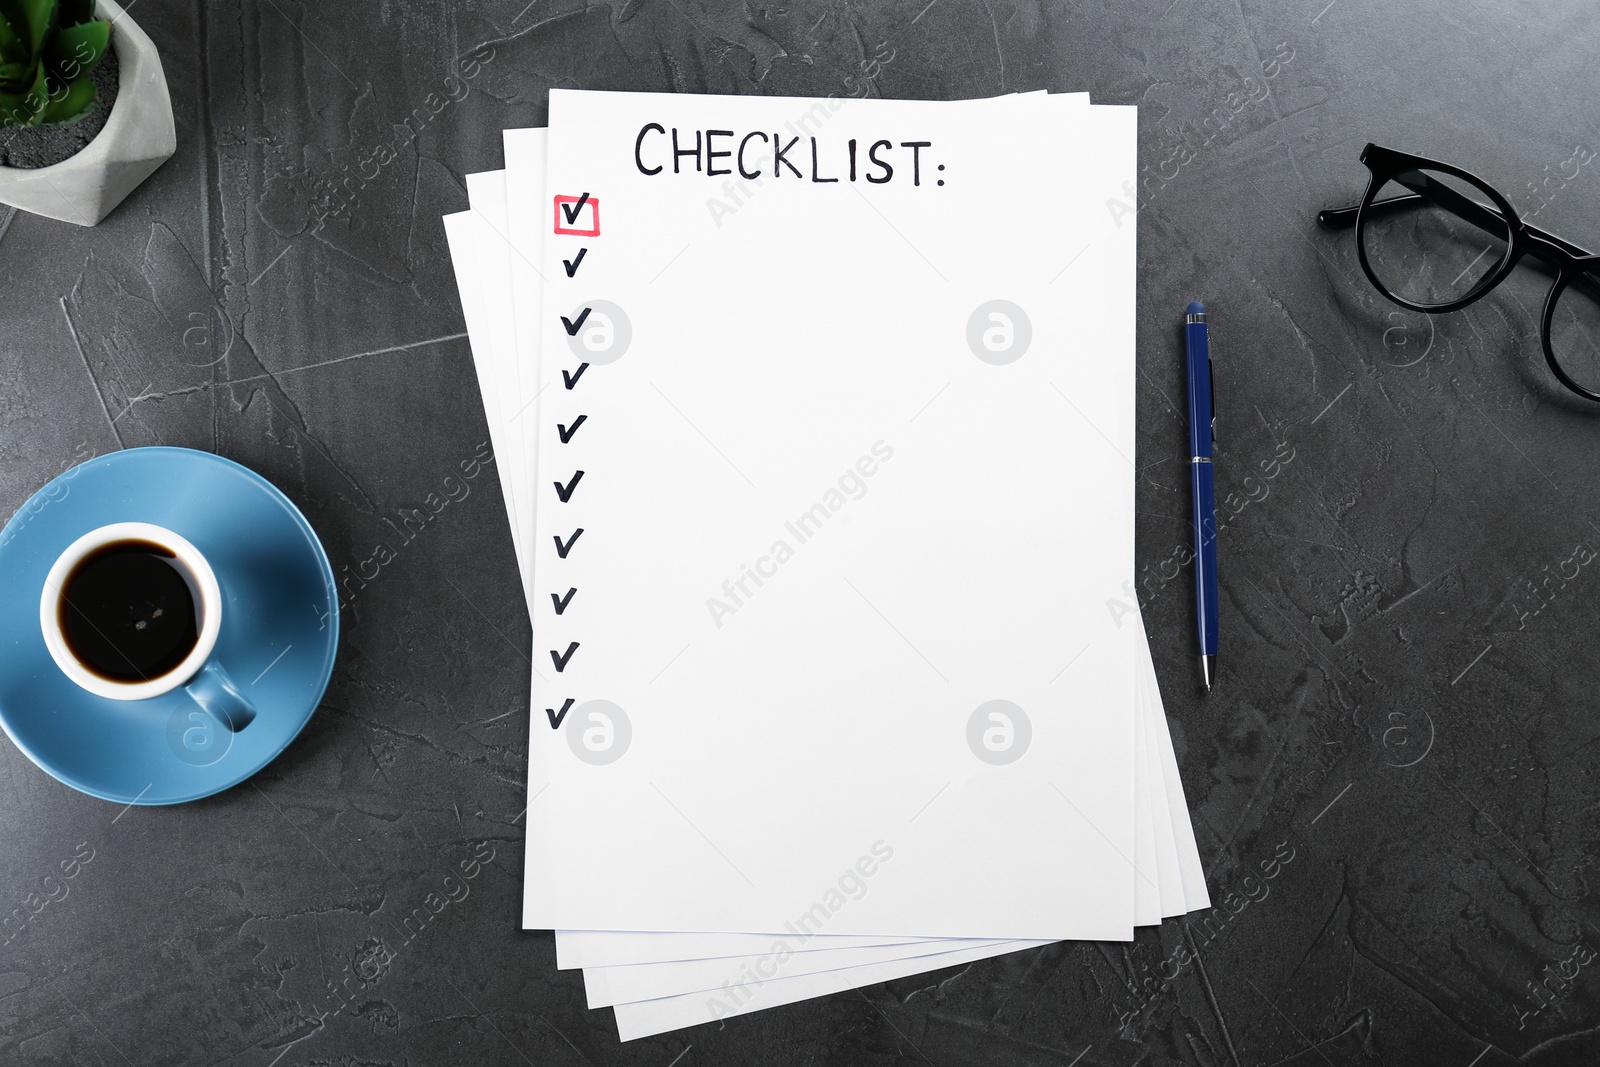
[0,447,339,805]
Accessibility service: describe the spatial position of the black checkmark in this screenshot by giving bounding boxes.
[550,641,579,672]
[554,470,585,503]
[561,308,592,336]
[554,528,584,558]
[551,587,577,615]
[561,193,591,225]
[557,415,587,443]
[545,697,575,729]
[563,248,588,277]
[563,364,589,390]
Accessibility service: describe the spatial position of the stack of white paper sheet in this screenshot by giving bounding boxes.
[442,88,1210,1041]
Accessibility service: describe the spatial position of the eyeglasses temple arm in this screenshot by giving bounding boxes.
[1316,202,1361,230]
[1316,194,1450,230]
[1317,189,1596,266]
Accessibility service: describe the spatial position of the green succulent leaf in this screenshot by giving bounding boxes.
[0,0,59,54]
[0,16,24,67]
[38,69,92,123]
[0,87,32,124]
[0,59,27,89]
[48,17,107,75]
[0,57,46,124]
[18,56,46,123]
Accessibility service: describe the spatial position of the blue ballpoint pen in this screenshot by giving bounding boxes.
[1184,302,1219,691]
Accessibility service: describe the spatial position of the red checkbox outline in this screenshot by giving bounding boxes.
[553,195,601,236]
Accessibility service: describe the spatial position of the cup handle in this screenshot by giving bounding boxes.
[184,662,257,733]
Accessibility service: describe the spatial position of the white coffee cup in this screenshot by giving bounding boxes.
[40,522,255,730]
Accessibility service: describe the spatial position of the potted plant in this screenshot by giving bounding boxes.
[0,0,174,226]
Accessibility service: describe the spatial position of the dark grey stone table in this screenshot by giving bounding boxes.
[3,1,1598,1064]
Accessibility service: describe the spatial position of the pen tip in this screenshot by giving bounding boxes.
[1200,655,1216,691]
[1187,301,1206,316]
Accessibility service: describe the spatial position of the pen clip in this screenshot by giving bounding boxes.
[1207,358,1216,447]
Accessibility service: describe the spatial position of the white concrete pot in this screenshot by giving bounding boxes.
[0,0,176,226]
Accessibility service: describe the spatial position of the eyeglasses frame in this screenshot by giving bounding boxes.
[1318,142,1600,402]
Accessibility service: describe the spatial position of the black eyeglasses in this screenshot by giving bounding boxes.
[1317,143,1600,402]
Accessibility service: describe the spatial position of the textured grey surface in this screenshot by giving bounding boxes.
[2,1,1598,1064]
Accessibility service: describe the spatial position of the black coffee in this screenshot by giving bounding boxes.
[58,540,200,683]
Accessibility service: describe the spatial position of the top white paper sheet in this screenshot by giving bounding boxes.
[520,90,1141,940]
